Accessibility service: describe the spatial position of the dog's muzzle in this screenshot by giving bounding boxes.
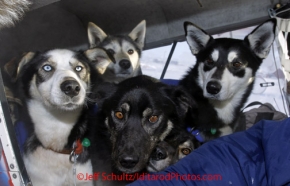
[119,154,139,169]
[60,78,81,98]
[151,146,167,161]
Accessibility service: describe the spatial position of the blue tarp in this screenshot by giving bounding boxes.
[128,118,290,186]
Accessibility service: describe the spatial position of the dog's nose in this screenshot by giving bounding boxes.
[119,60,131,69]
[152,146,167,160]
[119,155,139,169]
[206,81,221,95]
[60,80,81,97]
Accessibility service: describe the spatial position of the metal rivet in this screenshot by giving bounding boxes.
[10,164,14,169]
[12,174,17,179]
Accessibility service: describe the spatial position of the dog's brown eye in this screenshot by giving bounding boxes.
[115,111,124,119]
[232,62,242,68]
[128,49,134,55]
[206,59,214,65]
[149,115,158,123]
[181,148,191,155]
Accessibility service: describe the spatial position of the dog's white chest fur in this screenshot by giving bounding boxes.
[24,147,93,186]
[27,99,82,150]
[25,97,93,186]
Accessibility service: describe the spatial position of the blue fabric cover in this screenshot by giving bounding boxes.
[14,121,28,153]
[128,118,290,186]
[160,79,179,86]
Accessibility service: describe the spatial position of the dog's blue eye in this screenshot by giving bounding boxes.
[75,66,82,72]
[43,65,52,72]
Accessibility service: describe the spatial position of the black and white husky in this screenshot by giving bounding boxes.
[180,19,277,142]
[7,49,99,186]
[85,20,146,83]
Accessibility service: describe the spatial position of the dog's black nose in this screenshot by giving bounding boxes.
[206,81,221,95]
[60,80,81,97]
[152,146,167,160]
[119,155,139,169]
[119,60,131,69]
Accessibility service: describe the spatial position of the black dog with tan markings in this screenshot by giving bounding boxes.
[88,75,194,185]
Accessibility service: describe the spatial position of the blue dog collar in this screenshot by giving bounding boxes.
[187,127,204,143]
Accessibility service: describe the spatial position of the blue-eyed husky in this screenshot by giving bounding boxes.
[180,19,277,142]
[85,20,146,83]
[6,49,100,186]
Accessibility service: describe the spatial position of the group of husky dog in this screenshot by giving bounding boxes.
[4,16,277,186]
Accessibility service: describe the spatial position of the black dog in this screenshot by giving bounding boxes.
[88,75,194,185]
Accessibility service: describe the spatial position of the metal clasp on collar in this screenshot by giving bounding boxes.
[70,141,78,186]
[69,141,79,163]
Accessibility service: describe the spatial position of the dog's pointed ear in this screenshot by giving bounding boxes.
[128,20,146,49]
[4,52,35,82]
[244,18,277,59]
[84,47,114,75]
[162,86,196,118]
[184,21,213,55]
[87,22,107,48]
[172,87,197,117]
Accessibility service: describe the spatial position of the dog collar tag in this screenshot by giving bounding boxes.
[210,128,217,135]
[82,138,91,147]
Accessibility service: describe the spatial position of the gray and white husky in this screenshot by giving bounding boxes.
[85,20,146,83]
